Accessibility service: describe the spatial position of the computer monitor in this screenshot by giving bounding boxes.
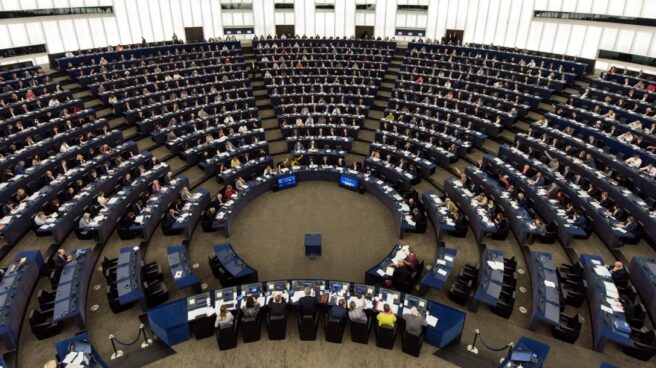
[277,174,297,190]
[249,286,258,294]
[339,175,359,191]
[511,350,533,362]
[222,289,233,299]
[332,283,341,292]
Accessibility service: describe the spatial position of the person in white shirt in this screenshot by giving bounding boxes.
[214,305,234,328]
[60,141,71,152]
[34,211,48,226]
[78,213,93,234]
[639,162,656,177]
[235,177,248,191]
[625,154,642,169]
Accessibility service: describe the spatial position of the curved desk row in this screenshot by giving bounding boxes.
[443,177,497,244]
[465,165,539,245]
[87,163,169,244]
[36,151,154,245]
[1,133,128,247]
[170,188,210,240]
[129,176,189,241]
[53,248,95,327]
[147,278,466,350]
[421,190,456,242]
[492,147,587,246]
[211,166,415,238]
[0,250,44,351]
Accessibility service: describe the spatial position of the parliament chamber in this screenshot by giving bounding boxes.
[1,1,656,367]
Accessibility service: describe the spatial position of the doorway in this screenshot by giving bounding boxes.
[184,27,204,42]
[444,29,464,45]
[276,25,295,37]
[355,26,374,39]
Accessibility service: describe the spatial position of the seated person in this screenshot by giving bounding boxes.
[403,307,427,336]
[348,300,368,323]
[402,247,418,270]
[328,299,348,322]
[268,294,287,316]
[241,296,260,318]
[607,261,627,284]
[162,209,177,230]
[119,211,137,230]
[223,185,236,200]
[490,213,509,240]
[298,288,318,317]
[78,212,93,235]
[377,303,397,328]
[34,211,48,227]
[215,305,235,328]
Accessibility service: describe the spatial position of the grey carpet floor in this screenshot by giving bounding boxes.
[11,181,652,368]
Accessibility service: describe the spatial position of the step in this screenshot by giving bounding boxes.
[261,118,278,129]
[265,129,283,141]
[108,117,127,129]
[122,127,138,140]
[368,109,384,119]
[351,141,371,156]
[381,82,394,89]
[255,99,271,107]
[357,130,375,142]
[373,99,387,108]
[253,89,268,97]
[268,140,288,155]
[95,107,113,118]
[378,90,391,98]
[83,99,101,108]
[258,108,275,119]
[363,119,379,130]
[73,90,91,99]
[137,137,155,151]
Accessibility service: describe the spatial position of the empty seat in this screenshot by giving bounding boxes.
[324,317,346,343]
[623,328,656,361]
[145,282,169,307]
[401,328,425,357]
[240,315,262,343]
[216,321,238,350]
[267,314,287,340]
[298,313,319,341]
[350,317,371,344]
[375,324,396,349]
[29,308,62,339]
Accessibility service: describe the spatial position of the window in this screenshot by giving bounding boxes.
[396,28,426,37]
[224,27,255,35]
[0,44,47,58]
[534,11,656,27]
[0,7,112,19]
[397,5,428,12]
[598,50,656,68]
[315,4,335,10]
[356,4,375,11]
[274,4,294,10]
[220,3,253,10]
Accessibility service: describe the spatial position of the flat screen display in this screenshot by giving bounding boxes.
[277,174,297,190]
[339,175,359,191]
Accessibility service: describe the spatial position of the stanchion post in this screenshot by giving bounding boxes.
[140,323,153,348]
[499,342,515,366]
[467,328,480,354]
[109,334,124,360]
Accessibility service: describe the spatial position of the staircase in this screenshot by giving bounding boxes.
[242,45,289,164]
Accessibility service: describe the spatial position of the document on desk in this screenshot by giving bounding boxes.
[385,267,395,276]
[544,280,556,288]
[437,259,446,265]
[426,314,438,327]
[444,255,454,262]
[376,269,385,277]
[437,269,448,276]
